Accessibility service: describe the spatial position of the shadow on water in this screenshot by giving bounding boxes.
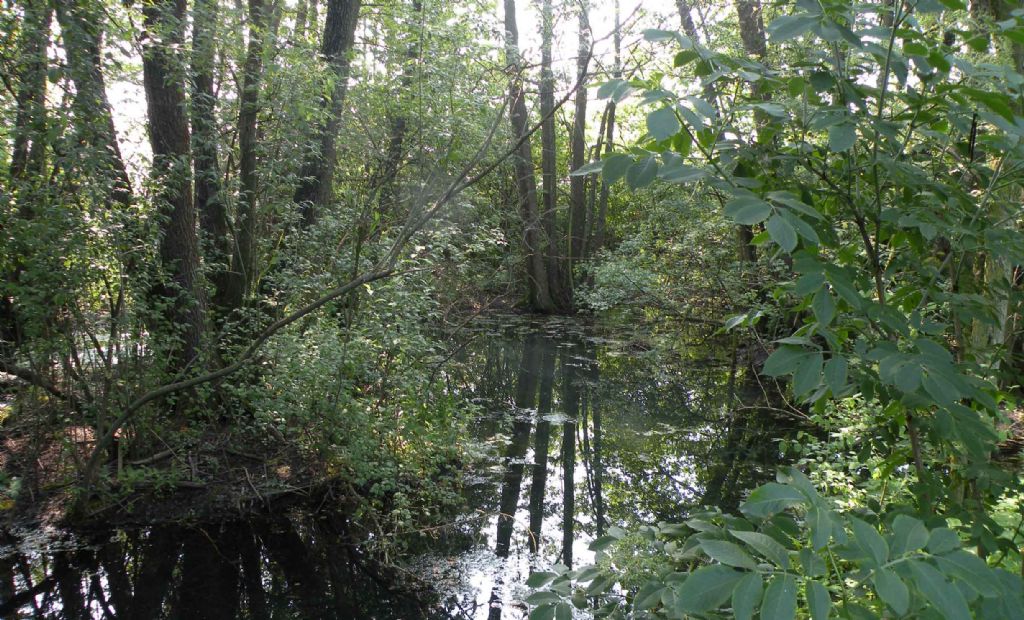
[1,314,794,619]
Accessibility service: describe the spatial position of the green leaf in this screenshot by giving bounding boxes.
[909,560,971,620]
[725,196,773,225]
[647,106,681,141]
[812,289,836,325]
[526,591,563,605]
[634,580,666,611]
[851,518,889,567]
[674,565,743,614]
[873,568,910,615]
[763,345,807,376]
[626,157,659,189]
[602,154,633,184]
[731,530,790,569]
[768,14,819,42]
[761,574,797,620]
[529,603,555,620]
[590,535,619,552]
[569,160,604,176]
[891,515,929,555]
[526,572,559,588]
[741,483,808,518]
[701,540,758,569]
[927,528,961,554]
[810,506,832,549]
[732,572,764,620]
[807,580,832,620]
[793,351,824,397]
[828,123,857,152]
[936,550,1000,598]
[767,214,798,252]
[554,602,572,620]
[923,371,960,406]
[824,356,848,393]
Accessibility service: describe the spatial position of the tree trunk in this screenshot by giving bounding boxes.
[591,0,619,256]
[2,0,51,350]
[191,0,234,317]
[568,1,591,293]
[539,0,569,310]
[293,0,362,227]
[54,0,133,209]
[226,0,269,310]
[367,0,422,219]
[504,0,554,312]
[734,0,765,263]
[142,0,206,374]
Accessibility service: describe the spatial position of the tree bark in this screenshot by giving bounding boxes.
[191,0,233,317]
[504,0,554,312]
[225,0,269,309]
[734,0,765,263]
[142,0,206,373]
[54,0,133,209]
[568,1,591,292]
[2,0,52,350]
[293,0,362,227]
[539,0,569,310]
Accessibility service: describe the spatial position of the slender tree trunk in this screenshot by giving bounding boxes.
[368,0,421,218]
[142,0,207,374]
[295,0,309,38]
[225,0,269,310]
[733,0,765,263]
[54,0,132,209]
[504,0,555,312]
[2,0,51,350]
[293,0,362,227]
[568,1,591,292]
[539,0,569,310]
[191,0,233,317]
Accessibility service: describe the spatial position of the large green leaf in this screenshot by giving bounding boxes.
[741,483,807,518]
[767,214,798,252]
[850,517,889,567]
[828,123,857,152]
[725,196,773,225]
[732,572,764,620]
[730,530,790,569]
[625,157,659,189]
[761,574,797,620]
[873,568,910,615]
[807,580,832,620]
[909,560,971,620]
[674,565,744,614]
[701,540,758,569]
[793,350,824,397]
[768,14,819,42]
[891,515,929,555]
[647,106,681,141]
[602,154,633,184]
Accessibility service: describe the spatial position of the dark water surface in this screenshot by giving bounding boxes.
[1,314,790,619]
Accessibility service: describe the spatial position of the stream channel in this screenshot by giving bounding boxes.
[0,314,793,618]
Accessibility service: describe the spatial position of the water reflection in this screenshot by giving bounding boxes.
[434,315,790,618]
[1,315,790,619]
[0,517,439,619]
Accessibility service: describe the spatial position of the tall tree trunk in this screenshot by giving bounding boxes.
[591,0,619,255]
[368,0,421,218]
[504,0,554,312]
[54,0,133,209]
[539,0,568,310]
[568,1,591,293]
[733,0,765,263]
[293,0,362,227]
[191,0,233,317]
[2,0,51,350]
[142,0,206,374]
[225,0,269,310]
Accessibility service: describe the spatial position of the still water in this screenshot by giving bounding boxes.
[0,314,790,618]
